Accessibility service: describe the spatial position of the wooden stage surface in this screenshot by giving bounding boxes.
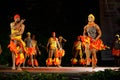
[0,66,119,73]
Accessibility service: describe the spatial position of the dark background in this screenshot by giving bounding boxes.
[0,0,101,66]
[0,0,99,37]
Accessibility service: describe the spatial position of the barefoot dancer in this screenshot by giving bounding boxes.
[46,32,61,67]
[81,14,108,69]
[8,14,26,70]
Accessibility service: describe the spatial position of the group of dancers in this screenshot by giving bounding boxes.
[7,14,67,70]
[6,13,111,70]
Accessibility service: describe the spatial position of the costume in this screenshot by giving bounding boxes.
[8,14,26,70]
[112,34,120,66]
[81,14,108,68]
[55,36,66,66]
[27,35,40,67]
[8,24,26,66]
[24,32,34,56]
[112,35,120,56]
[46,32,61,66]
[24,32,37,67]
[71,36,86,66]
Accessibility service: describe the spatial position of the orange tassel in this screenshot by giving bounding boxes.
[8,41,18,54]
[27,59,39,67]
[71,58,78,65]
[53,58,60,65]
[16,53,24,65]
[112,48,120,56]
[79,58,86,65]
[46,58,53,66]
[34,59,38,67]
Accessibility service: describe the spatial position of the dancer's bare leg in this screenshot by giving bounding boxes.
[23,54,27,67]
[92,49,97,69]
[31,55,34,68]
[85,49,91,66]
[84,43,91,66]
[17,64,22,71]
[56,56,62,67]
[47,49,53,67]
[12,52,16,70]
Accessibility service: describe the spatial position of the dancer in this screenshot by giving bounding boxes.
[23,32,35,68]
[112,34,120,66]
[8,14,26,70]
[58,36,67,66]
[58,36,67,49]
[71,36,85,66]
[30,34,41,67]
[81,14,107,69]
[46,32,61,67]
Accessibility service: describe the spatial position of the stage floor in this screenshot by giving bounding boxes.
[0,66,119,73]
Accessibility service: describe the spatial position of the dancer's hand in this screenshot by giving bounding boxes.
[38,51,41,55]
[20,19,25,24]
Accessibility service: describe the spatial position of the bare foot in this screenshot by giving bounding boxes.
[57,65,62,67]
[17,67,22,71]
[92,65,96,69]
[12,67,16,70]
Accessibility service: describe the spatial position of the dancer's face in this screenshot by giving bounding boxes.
[15,18,20,23]
[88,16,94,22]
[27,34,31,37]
[52,32,56,37]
